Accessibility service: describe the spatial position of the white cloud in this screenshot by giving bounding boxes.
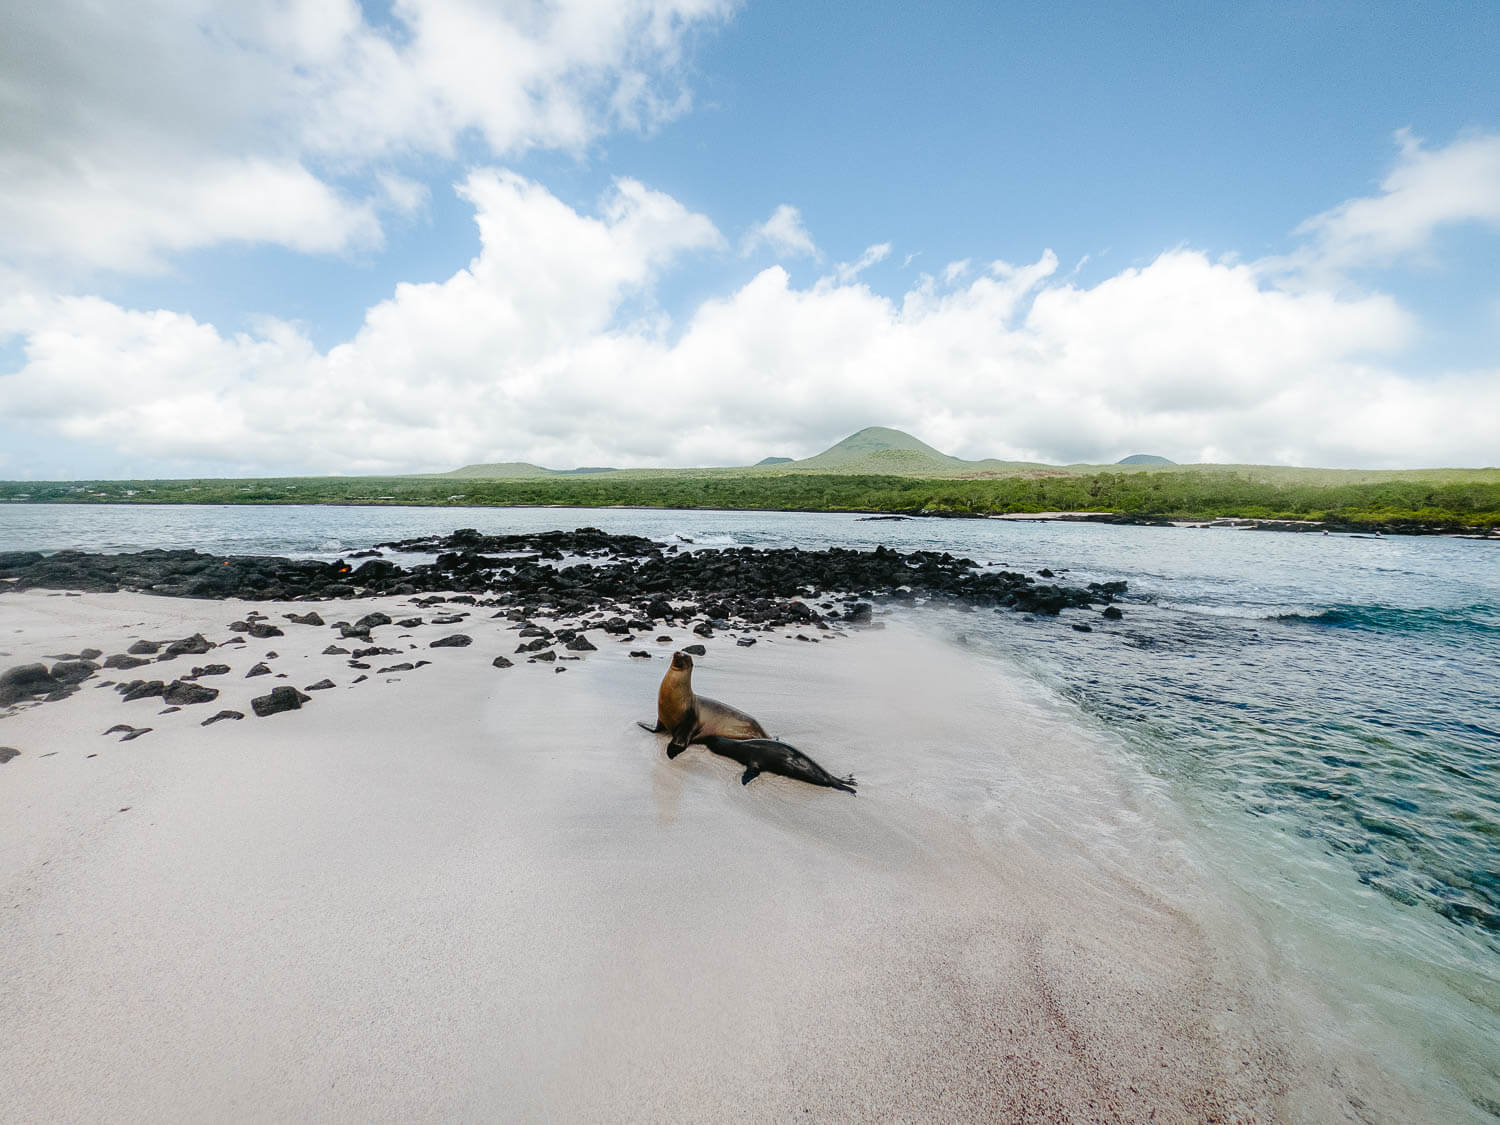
[740,205,818,259]
[829,242,891,286]
[0,0,733,272]
[4,171,1496,474]
[1271,128,1500,284]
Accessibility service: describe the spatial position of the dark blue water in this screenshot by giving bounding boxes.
[4,503,1498,1111]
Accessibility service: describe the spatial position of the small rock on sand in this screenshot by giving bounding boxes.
[104,653,151,670]
[629,651,651,659]
[162,680,219,705]
[305,679,336,691]
[50,660,99,684]
[201,710,244,726]
[682,644,706,656]
[251,686,311,717]
[1,663,59,705]
[491,656,513,669]
[127,640,162,655]
[430,634,472,648]
[0,746,21,763]
[162,633,214,657]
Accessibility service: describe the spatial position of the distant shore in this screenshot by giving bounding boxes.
[3,492,1497,539]
[4,464,1499,537]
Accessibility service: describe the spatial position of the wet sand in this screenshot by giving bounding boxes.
[0,589,1425,1121]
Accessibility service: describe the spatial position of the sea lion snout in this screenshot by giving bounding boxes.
[671,651,693,670]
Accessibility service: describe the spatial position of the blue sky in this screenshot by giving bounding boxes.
[1,0,1497,477]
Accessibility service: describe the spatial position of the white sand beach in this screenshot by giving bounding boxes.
[1,588,1425,1121]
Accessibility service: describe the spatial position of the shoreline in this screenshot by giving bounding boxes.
[0,588,1443,1120]
[3,498,1496,539]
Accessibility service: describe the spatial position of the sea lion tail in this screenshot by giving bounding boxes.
[830,774,857,796]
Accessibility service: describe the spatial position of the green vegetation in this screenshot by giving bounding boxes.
[4,430,1496,530]
[3,469,1497,530]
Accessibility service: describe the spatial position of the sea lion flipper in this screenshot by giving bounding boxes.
[666,708,697,758]
[741,765,761,785]
[637,720,664,733]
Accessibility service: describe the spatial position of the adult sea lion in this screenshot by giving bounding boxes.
[637,651,768,757]
[700,735,857,795]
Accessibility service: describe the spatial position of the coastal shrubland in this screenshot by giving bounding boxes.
[2,469,1498,531]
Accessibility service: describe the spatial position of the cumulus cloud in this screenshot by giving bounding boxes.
[1270,128,1500,284]
[3,170,1496,474]
[0,0,733,272]
[740,205,819,259]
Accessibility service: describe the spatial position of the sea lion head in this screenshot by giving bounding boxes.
[670,651,693,671]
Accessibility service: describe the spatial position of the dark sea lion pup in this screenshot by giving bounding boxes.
[700,735,857,795]
[637,651,769,757]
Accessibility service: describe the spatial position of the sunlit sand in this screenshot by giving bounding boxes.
[1,589,1422,1120]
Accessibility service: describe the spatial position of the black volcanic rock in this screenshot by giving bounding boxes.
[1,663,59,706]
[0,530,1124,638]
[119,680,165,702]
[163,680,219,705]
[251,686,310,717]
[201,710,244,726]
[160,633,214,659]
[50,660,99,685]
[429,634,472,648]
[104,653,151,670]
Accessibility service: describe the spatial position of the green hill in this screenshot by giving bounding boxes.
[428,427,1495,486]
[435,461,552,479]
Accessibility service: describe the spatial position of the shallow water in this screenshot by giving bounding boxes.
[3,502,1498,1114]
